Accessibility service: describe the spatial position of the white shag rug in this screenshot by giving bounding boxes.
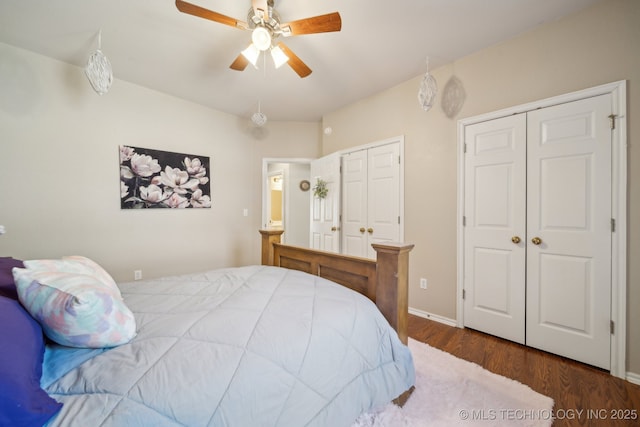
[353,339,554,427]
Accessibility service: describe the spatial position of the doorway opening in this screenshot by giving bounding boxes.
[262,158,312,246]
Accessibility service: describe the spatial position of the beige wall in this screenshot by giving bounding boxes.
[322,0,640,374]
[0,42,321,282]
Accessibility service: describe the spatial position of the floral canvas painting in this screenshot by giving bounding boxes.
[120,145,211,209]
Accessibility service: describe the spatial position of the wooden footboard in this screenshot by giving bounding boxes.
[259,229,414,345]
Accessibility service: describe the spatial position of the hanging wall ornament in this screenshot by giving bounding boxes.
[251,101,268,127]
[85,30,113,95]
[418,57,437,111]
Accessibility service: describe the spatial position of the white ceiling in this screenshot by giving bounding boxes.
[0,0,599,121]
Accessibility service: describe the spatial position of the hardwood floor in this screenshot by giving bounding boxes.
[408,314,640,426]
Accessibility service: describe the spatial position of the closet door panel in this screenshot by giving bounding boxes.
[367,143,401,258]
[526,94,612,370]
[341,150,368,257]
[463,114,527,344]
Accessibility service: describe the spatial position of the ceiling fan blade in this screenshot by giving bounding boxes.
[252,0,269,22]
[229,53,250,71]
[277,42,312,78]
[281,12,342,36]
[175,0,248,30]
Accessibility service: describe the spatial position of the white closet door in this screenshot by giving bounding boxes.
[341,149,369,257]
[341,142,401,259]
[366,143,401,258]
[526,94,612,370]
[463,114,527,344]
[310,153,341,253]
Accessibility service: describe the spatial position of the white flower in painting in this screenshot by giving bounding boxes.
[140,184,167,204]
[120,166,134,180]
[164,192,189,209]
[184,157,209,185]
[160,166,200,195]
[120,181,129,198]
[130,153,161,178]
[120,146,135,164]
[190,189,211,208]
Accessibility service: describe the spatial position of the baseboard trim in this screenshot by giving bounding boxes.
[409,307,458,327]
[626,371,640,386]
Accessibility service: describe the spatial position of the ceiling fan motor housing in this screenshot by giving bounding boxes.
[248,6,280,30]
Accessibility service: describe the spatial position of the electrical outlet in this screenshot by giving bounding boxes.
[134,270,142,281]
[420,278,428,290]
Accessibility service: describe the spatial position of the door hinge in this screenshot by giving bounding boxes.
[611,320,615,335]
[462,216,466,226]
[611,218,616,232]
[609,114,617,130]
[462,289,466,300]
[398,216,400,225]
[463,143,467,153]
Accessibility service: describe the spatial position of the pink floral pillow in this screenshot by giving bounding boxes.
[12,268,136,348]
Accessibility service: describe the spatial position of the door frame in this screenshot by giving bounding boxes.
[456,80,627,378]
[261,158,313,245]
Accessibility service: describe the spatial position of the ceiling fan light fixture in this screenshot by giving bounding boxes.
[251,26,272,51]
[241,44,261,67]
[270,45,289,68]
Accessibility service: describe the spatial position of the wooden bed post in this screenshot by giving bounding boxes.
[372,242,415,345]
[259,229,284,266]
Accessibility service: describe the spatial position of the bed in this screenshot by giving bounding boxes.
[0,230,415,427]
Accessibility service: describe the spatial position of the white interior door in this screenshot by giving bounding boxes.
[341,149,368,257]
[366,143,401,258]
[463,114,527,344]
[526,95,612,370]
[341,143,401,259]
[310,153,341,253]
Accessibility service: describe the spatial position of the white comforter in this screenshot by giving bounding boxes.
[43,265,415,426]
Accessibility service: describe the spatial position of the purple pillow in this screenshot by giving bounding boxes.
[0,296,63,426]
[0,257,23,300]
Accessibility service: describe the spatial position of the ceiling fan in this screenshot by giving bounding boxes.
[175,0,342,78]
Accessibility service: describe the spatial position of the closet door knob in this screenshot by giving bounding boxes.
[331,226,337,232]
[367,228,374,234]
[511,236,521,244]
[359,227,366,233]
[531,237,542,245]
